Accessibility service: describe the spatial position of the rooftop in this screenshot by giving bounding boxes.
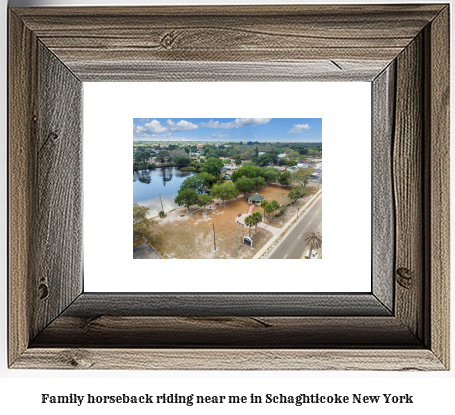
[248,193,265,202]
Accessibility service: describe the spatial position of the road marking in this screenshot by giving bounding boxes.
[316,211,319,214]
[298,235,301,239]
[284,254,288,259]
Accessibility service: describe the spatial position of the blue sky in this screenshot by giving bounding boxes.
[133,118,322,142]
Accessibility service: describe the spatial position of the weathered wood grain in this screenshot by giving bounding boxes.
[31,316,421,348]
[32,42,83,339]
[393,35,424,340]
[70,60,388,83]
[8,11,38,367]
[11,5,444,80]
[62,293,391,317]
[425,6,450,369]
[14,349,445,371]
[372,63,395,312]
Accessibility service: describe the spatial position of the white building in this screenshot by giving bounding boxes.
[277,153,287,158]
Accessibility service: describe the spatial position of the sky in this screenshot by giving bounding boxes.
[133,118,322,142]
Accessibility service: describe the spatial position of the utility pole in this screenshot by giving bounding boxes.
[212,223,216,251]
[159,193,164,213]
[297,208,300,218]
[238,223,240,259]
[282,193,289,224]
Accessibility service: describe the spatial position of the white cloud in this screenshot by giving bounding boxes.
[165,119,198,132]
[199,118,271,129]
[134,125,146,134]
[287,124,311,133]
[211,131,229,139]
[141,120,168,133]
[134,119,198,136]
[199,119,220,128]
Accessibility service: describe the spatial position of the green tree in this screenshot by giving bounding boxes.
[252,176,266,190]
[180,175,205,195]
[262,167,279,185]
[231,165,262,182]
[134,151,149,164]
[285,158,297,167]
[308,148,321,157]
[236,176,255,198]
[203,157,224,178]
[288,150,300,159]
[133,203,154,244]
[304,229,322,259]
[257,154,273,166]
[156,150,170,163]
[289,186,302,203]
[270,200,280,216]
[173,155,191,167]
[174,188,199,211]
[210,182,238,206]
[290,167,314,190]
[279,170,291,185]
[197,193,213,212]
[198,172,216,188]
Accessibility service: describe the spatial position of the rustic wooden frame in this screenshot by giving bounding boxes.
[8,5,449,370]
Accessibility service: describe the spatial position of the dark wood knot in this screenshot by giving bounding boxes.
[48,131,59,142]
[396,267,414,289]
[60,350,94,369]
[38,282,49,300]
[160,31,180,49]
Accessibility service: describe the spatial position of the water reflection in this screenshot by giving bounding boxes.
[138,175,152,184]
[133,167,196,218]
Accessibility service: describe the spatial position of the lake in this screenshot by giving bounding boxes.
[133,167,196,218]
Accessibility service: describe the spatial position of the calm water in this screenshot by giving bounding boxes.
[133,167,196,218]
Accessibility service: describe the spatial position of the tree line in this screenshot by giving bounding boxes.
[173,159,314,213]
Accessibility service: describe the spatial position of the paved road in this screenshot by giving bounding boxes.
[268,195,322,259]
[133,241,162,259]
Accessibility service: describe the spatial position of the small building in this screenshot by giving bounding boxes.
[248,193,265,205]
[258,151,265,156]
[297,162,310,168]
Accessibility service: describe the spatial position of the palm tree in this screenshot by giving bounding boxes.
[244,215,255,237]
[265,203,275,221]
[270,200,280,217]
[260,199,269,222]
[252,211,263,233]
[303,229,322,259]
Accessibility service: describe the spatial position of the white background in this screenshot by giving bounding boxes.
[1,0,454,414]
[84,82,371,292]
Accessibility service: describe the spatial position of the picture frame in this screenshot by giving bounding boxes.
[8,4,449,370]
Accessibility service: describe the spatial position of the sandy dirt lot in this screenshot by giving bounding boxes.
[147,184,318,259]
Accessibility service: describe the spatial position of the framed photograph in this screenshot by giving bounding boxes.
[8,4,449,370]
